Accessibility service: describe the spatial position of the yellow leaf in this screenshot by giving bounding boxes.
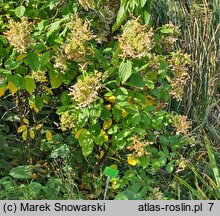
[33,104,39,113]
[111,180,117,189]
[29,129,35,139]
[74,128,86,139]
[104,133,109,142]
[104,95,115,103]
[35,124,43,130]
[8,81,17,94]
[99,151,104,159]
[0,86,6,97]
[103,118,112,130]
[22,128,28,140]
[121,108,128,118]
[127,155,137,166]
[30,103,34,109]
[142,95,155,109]
[23,118,29,125]
[145,95,155,106]
[104,104,111,110]
[16,54,27,61]
[46,130,53,141]
[43,86,53,95]
[17,125,27,133]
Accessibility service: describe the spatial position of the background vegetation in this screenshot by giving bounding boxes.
[0,0,219,200]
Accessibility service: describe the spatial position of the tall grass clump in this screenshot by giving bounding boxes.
[151,0,220,199]
[152,0,219,125]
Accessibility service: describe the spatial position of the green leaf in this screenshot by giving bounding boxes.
[166,160,174,174]
[161,26,174,34]
[48,69,62,88]
[78,130,94,157]
[25,77,36,94]
[38,20,50,31]
[48,0,59,10]
[114,193,129,200]
[93,48,109,70]
[47,20,61,37]
[28,182,42,198]
[103,166,119,178]
[26,52,40,71]
[0,35,8,45]
[35,96,43,111]
[100,106,111,121]
[159,155,167,166]
[5,58,21,70]
[140,0,148,7]
[15,6,26,18]
[61,91,71,105]
[119,60,132,84]
[112,105,122,122]
[7,74,23,88]
[145,79,155,89]
[25,8,39,18]
[9,166,32,179]
[129,183,141,193]
[128,73,145,87]
[112,4,127,32]
[152,159,161,171]
[40,51,51,67]
[138,156,150,168]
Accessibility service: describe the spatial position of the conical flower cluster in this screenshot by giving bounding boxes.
[118,18,154,58]
[4,17,32,53]
[69,72,102,108]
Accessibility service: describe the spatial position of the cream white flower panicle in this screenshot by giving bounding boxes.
[63,14,95,63]
[118,18,154,59]
[78,0,95,11]
[171,114,191,136]
[169,51,191,100]
[60,111,75,131]
[68,72,102,108]
[127,135,153,158]
[54,49,68,74]
[4,17,32,53]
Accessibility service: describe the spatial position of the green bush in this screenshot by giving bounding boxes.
[0,0,194,199]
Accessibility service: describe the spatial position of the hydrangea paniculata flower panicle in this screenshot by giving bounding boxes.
[168,51,191,100]
[118,17,154,59]
[127,135,153,158]
[172,114,191,136]
[78,0,95,11]
[4,17,32,53]
[68,72,102,108]
[63,14,95,63]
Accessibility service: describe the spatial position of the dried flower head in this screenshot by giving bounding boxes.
[168,51,191,100]
[63,15,95,63]
[54,50,68,73]
[172,114,191,136]
[127,135,153,157]
[118,18,154,58]
[148,187,164,200]
[4,17,32,53]
[78,0,95,11]
[68,72,102,108]
[60,111,75,131]
[160,22,180,52]
[31,70,47,83]
[175,156,187,173]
